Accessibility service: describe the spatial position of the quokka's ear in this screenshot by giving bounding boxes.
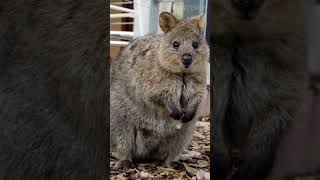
[190,14,206,32]
[159,12,179,33]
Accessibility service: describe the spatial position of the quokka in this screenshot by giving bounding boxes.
[110,12,209,171]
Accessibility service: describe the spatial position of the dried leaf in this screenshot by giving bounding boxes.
[193,131,205,139]
[196,170,210,180]
[182,162,197,176]
[180,150,202,161]
[159,167,178,172]
[139,171,154,178]
[197,160,209,168]
[116,173,128,180]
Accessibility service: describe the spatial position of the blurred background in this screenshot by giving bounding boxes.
[269,1,320,179]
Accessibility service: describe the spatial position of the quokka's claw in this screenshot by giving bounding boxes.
[114,160,133,172]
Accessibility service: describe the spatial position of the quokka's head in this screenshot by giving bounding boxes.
[158,12,209,74]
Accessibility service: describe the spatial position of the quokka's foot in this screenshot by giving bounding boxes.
[164,160,185,170]
[113,160,133,172]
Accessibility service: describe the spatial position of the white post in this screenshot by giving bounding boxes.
[110,13,134,18]
[110,5,135,13]
[110,31,134,37]
[110,41,130,46]
[133,0,159,37]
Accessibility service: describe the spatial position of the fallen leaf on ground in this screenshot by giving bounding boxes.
[197,160,209,168]
[180,150,202,161]
[182,162,198,176]
[196,169,210,180]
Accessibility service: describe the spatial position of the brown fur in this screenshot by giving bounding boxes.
[110,12,209,171]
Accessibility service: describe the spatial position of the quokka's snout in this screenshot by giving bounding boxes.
[182,53,192,67]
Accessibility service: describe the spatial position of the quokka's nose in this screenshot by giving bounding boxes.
[182,53,192,66]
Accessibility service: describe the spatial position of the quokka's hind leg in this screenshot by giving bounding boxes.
[159,121,196,169]
[111,122,135,172]
[110,94,137,172]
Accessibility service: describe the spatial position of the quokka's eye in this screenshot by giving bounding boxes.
[192,41,199,49]
[172,41,180,49]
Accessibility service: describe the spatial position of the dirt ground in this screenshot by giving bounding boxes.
[110,117,210,180]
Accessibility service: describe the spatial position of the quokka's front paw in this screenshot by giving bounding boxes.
[181,108,197,123]
[113,159,133,172]
[168,103,183,120]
